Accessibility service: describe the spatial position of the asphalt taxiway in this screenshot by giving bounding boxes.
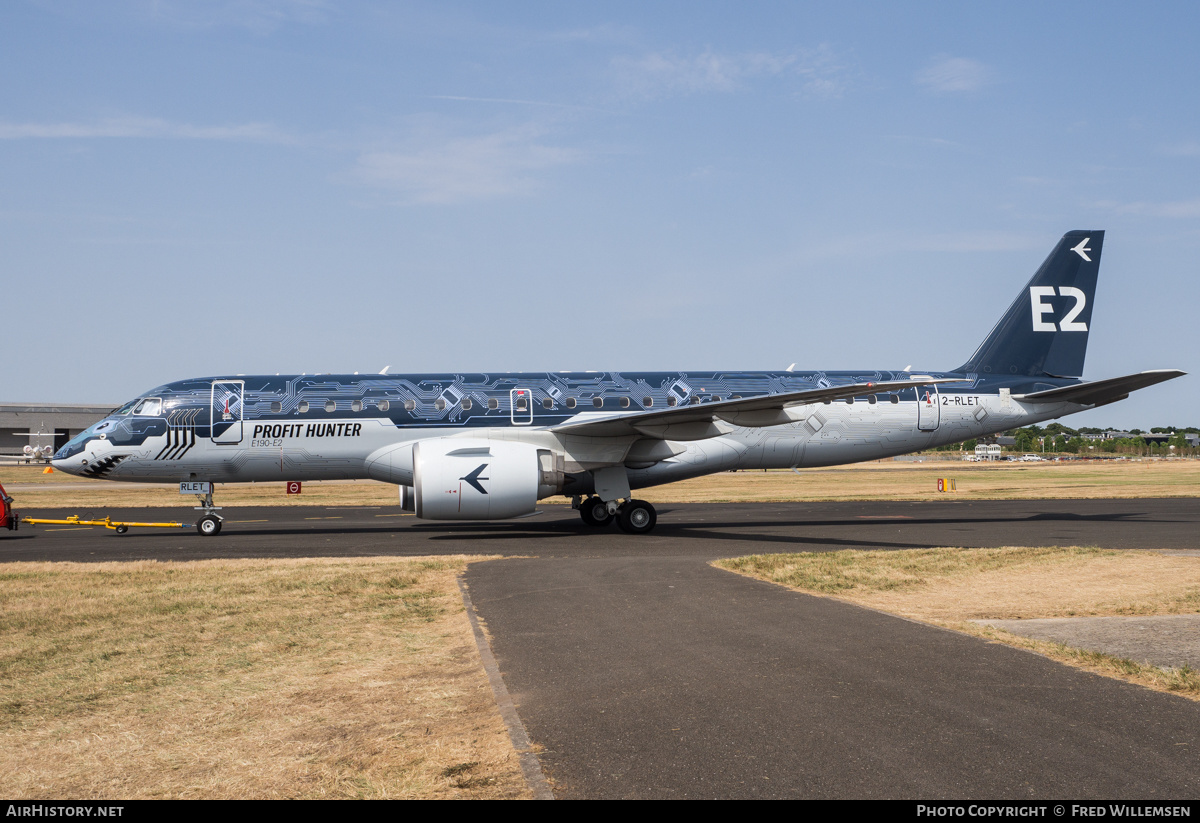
[4,498,1199,798]
[5,498,1199,560]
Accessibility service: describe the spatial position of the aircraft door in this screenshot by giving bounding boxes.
[211,381,245,444]
[510,388,533,425]
[917,385,940,431]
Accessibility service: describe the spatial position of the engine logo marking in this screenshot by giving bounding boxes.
[460,463,490,495]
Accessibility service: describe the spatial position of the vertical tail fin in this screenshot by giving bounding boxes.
[955,230,1103,378]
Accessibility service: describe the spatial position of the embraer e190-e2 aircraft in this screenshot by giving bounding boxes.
[53,231,1184,536]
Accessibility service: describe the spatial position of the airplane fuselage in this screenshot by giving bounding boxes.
[52,369,1078,493]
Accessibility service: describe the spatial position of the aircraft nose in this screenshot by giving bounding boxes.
[50,455,81,475]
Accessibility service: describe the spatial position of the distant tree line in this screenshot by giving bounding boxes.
[927,423,1200,457]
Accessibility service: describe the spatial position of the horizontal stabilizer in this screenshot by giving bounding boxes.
[1014,370,1186,407]
[552,377,963,438]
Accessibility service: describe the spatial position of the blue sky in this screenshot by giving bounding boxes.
[3,1,1196,429]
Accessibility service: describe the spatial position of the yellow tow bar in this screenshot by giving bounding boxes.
[22,515,189,535]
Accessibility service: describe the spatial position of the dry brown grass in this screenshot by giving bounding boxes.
[5,458,1199,510]
[717,547,1200,699]
[0,557,530,799]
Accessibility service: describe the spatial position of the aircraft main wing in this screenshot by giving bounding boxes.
[1013,369,1186,408]
[550,377,963,439]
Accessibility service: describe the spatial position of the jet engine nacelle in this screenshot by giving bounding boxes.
[413,438,563,520]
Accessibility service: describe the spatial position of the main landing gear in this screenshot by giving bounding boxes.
[193,485,224,536]
[575,496,658,535]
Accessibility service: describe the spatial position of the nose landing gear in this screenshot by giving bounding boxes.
[193,486,224,536]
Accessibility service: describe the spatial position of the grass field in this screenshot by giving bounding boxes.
[717,547,1200,700]
[3,457,1198,510]
[3,459,1197,798]
[0,557,529,799]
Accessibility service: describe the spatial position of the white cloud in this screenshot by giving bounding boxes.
[792,45,852,99]
[915,57,991,94]
[613,44,849,99]
[352,125,584,204]
[0,116,294,143]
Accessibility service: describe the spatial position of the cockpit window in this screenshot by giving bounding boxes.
[132,398,162,416]
[115,399,139,415]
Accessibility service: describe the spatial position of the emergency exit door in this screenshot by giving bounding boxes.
[510,388,533,425]
[917,385,940,431]
[211,381,245,444]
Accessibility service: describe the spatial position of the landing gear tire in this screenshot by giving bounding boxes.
[197,515,222,536]
[617,500,657,535]
[579,496,614,528]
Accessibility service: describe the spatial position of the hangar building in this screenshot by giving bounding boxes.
[0,403,114,459]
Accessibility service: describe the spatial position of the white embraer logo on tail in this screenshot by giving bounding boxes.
[1030,286,1088,332]
[1071,237,1092,261]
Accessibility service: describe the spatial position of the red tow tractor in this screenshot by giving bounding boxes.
[0,482,18,533]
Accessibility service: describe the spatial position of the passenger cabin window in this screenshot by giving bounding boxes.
[324,400,336,413]
[667,396,677,407]
[378,400,390,412]
[270,401,282,413]
[565,397,577,409]
[462,398,472,410]
[543,397,553,409]
[890,395,899,404]
[643,397,653,407]
[592,397,603,408]
[488,398,499,410]
[435,398,446,411]
[404,400,416,412]
[515,396,527,411]
[690,396,701,405]
[298,401,310,413]
[351,400,363,412]
[868,395,877,405]
[620,397,630,408]
[132,398,162,416]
